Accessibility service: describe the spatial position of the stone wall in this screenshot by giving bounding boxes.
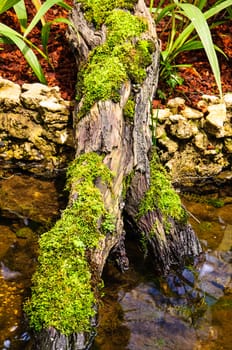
[0,78,74,177]
[154,94,232,189]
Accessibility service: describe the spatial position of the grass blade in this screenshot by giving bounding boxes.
[178,3,222,98]
[0,0,21,14]
[13,0,28,32]
[24,0,72,38]
[0,23,47,84]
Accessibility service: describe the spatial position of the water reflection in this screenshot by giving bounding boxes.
[0,174,231,350]
[0,174,64,350]
[93,198,232,350]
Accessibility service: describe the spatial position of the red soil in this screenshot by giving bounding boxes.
[0,1,231,104]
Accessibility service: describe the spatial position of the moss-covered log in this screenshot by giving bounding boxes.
[25,1,202,349]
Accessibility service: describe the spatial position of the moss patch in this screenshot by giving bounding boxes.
[139,152,186,230]
[24,153,115,335]
[78,0,137,27]
[123,97,136,119]
[76,2,155,117]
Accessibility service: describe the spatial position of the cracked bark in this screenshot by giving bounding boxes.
[31,1,202,349]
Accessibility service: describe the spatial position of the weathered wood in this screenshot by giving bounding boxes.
[29,1,202,349]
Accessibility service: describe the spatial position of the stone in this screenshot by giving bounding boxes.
[0,113,43,140]
[223,120,232,137]
[21,83,62,109]
[195,162,224,176]
[39,98,70,114]
[181,106,203,119]
[202,94,221,104]
[194,132,209,151]
[197,100,208,114]
[157,136,178,154]
[169,114,185,123]
[204,104,227,137]
[155,124,166,139]
[0,78,21,108]
[167,97,185,114]
[170,119,198,139]
[223,93,232,109]
[224,138,232,153]
[153,108,171,123]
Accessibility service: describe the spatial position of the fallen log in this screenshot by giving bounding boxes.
[25,1,202,349]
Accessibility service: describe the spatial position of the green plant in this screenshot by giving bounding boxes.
[75,1,155,117]
[151,0,232,98]
[0,0,72,83]
[24,152,115,335]
[138,151,186,229]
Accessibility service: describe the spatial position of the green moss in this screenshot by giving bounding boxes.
[76,4,155,117]
[207,198,224,208]
[78,0,137,27]
[79,54,128,115]
[123,97,135,119]
[138,152,186,231]
[24,153,115,335]
[106,9,146,47]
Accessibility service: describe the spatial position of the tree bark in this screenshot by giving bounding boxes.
[30,1,202,349]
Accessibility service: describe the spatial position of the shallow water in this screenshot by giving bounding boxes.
[92,197,232,350]
[0,177,231,350]
[0,174,64,350]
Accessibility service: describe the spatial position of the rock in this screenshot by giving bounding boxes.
[223,93,232,109]
[21,83,61,109]
[197,100,208,114]
[195,162,224,177]
[170,119,198,139]
[204,104,227,138]
[167,97,185,114]
[0,78,21,108]
[39,98,70,114]
[0,113,43,140]
[181,106,203,119]
[158,136,178,154]
[0,79,74,175]
[197,252,232,301]
[1,262,22,281]
[169,114,185,123]
[39,109,69,125]
[194,132,209,151]
[224,138,232,153]
[153,108,171,123]
[217,225,232,251]
[155,124,166,139]
[202,94,221,104]
[223,119,232,137]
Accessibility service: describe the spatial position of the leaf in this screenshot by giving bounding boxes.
[13,0,27,32]
[0,23,47,84]
[24,0,72,38]
[172,0,232,56]
[41,22,51,53]
[0,0,21,14]
[178,3,222,98]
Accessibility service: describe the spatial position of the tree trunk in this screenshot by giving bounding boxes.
[28,1,202,349]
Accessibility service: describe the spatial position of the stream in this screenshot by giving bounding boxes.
[0,175,231,350]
